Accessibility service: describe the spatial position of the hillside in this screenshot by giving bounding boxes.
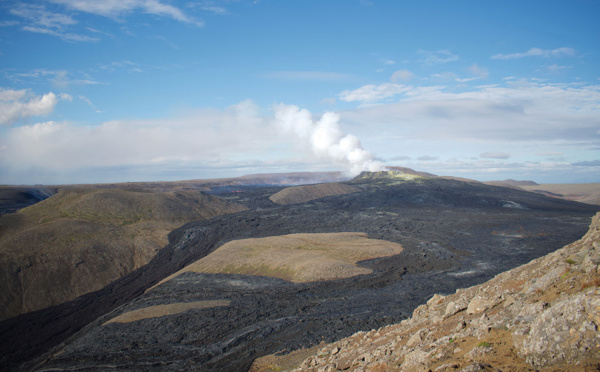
[485,179,539,188]
[269,183,360,205]
[262,212,600,371]
[0,188,247,320]
[521,183,600,205]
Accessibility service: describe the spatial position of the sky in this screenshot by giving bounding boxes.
[0,0,599,185]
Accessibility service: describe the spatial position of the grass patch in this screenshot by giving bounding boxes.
[154,232,404,285]
[476,341,491,347]
[104,300,230,324]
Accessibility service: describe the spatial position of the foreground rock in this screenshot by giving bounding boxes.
[281,212,600,371]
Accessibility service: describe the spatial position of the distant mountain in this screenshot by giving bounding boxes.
[520,183,600,206]
[485,179,539,188]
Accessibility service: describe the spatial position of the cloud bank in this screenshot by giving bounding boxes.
[491,47,575,60]
[0,101,385,184]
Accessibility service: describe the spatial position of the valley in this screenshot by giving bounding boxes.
[0,172,598,371]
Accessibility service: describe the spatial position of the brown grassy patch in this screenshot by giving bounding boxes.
[104,300,230,324]
[155,232,404,286]
[249,345,322,372]
[269,183,360,205]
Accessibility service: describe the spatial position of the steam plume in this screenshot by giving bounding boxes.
[274,104,386,176]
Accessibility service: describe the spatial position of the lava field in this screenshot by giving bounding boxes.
[2,177,598,371]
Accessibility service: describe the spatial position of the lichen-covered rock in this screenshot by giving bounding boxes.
[520,288,600,367]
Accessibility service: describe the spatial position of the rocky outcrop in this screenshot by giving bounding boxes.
[287,212,600,371]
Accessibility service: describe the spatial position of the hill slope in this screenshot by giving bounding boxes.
[281,212,600,371]
[521,183,600,205]
[0,188,247,320]
[269,183,360,205]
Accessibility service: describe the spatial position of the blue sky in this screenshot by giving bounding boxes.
[0,0,599,184]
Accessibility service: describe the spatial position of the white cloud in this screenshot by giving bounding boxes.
[10,4,77,28]
[189,1,228,15]
[0,100,268,172]
[0,20,20,27]
[491,47,575,60]
[454,65,488,84]
[546,64,572,72]
[430,72,458,81]
[52,70,102,87]
[468,63,488,79]
[480,152,510,159]
[10,3,99,42]
[536,152,564,156]
[21,26,99,42]
[400,158,593,183]
[0,100,388,183]
[263,71,353,81]
[78,95,102,113]
[339,81,600,148]
[0,89,70,126]
[339,83,411,103]
[382,59,396,65]
[417,49,459,65]
[320,97,337,105]
[99,60,142,73]
[49,0,201,25]
[390,70,414,82]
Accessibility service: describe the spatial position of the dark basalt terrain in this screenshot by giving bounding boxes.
[1,176,599,371]
[0,186,56,216]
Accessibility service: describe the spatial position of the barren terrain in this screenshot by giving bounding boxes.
[5,173,595,372]
[275,212,600,371]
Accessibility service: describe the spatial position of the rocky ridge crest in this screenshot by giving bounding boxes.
[285,212,600,371]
